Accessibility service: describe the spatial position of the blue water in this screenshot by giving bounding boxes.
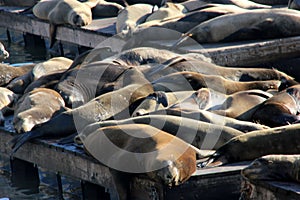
[0,30,82,200]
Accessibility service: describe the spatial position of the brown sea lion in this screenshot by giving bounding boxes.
[143,108,269,132]
[0,63,35,86]
[33,0,98,47]
[173,8,300,45]
[83,114,243,150]
[24,70,66,94]
[170,88,273,121]
[146,56,297,84]
[79,123,197,186]
[7,57,72,94]
[13,88,66,133]
[132,90,194,116]
[0,42,9,62]
[241,154,300,182]
[201,123,300,167]
[10,79,154,153]
[136,2,187,29]
[55,61,130,108]
[252,84,300,127]
[151,71,280,94]
[116,3,155,37]
[0,87,18,120]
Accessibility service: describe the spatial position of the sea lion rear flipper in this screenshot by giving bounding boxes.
[49,23,57,49]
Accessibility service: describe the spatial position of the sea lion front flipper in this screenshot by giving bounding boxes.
[49,23,57,49]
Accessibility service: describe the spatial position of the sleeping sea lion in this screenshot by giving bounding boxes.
[185,88,273,120]
[33,0,98,47]
[155,4,247,33]
[0,42,9,62]
[201,123,300,167]
[82,114,244,150]
[92,0,124,18]
[170,88,272,121]
[252,84,300,127]
[151,71,280,94]
[146,107,270,132]
[116,3,155,37]
[145,57,297,84]
[0,87,18,121]
[132,90,194,116]
[173,8,300,45]
[7,57,72,94]
[55,61,130,108]
[10,79,154,153]
[0,63,35,86]
[13,88,66,133]
[79,123,197,186]
[241,154,300,182]
[136,2,187,29]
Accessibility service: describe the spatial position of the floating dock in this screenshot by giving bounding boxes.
[0,5,300,200]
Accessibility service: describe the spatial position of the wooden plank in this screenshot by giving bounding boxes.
[240,179,300,200]
[0,8,112,48]
[0,129,119,199]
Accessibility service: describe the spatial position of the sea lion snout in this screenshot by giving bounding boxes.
[156,160,180,186]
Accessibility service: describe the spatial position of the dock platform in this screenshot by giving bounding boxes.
[0,5,300,200]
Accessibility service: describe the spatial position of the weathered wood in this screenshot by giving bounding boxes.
[240,179,300,200]
[0,129,120,199]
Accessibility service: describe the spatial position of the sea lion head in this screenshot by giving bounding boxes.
[242,156,293,181]
[69,9,92,27]
[0,42,9,61]
[152,147,196,187]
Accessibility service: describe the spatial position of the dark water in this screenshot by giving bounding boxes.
[0,30,82,200]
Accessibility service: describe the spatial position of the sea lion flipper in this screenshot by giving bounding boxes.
[9,130,41,154]
[49,23,57,49]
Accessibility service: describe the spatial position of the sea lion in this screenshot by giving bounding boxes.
[13,88,66,133]
[252,84,300,127]
[92,0,124,18]
[241,154,300,182]
[10,80,154,153]
[55,61,130,108]
[173,8,300,45]
[289,0,300,9]
[146,107,269,132]
[207,0,271,9]
[154,4,247,33]
[151,71,280,94]
[79,123,197,186]
[169,88,273,121]
[136,2,187,29]
[0,42,9,62]
[23,70,66,94]
[201,123,300,167]
[0,87,18,121]
[116,3,155,37]
[132,90,194,116]
[33,0,98,47]
[82,114,244,150]
[0,63,35,86]
[7,57,72,94]
[145,56,297,84]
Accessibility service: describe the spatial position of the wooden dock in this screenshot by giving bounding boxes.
[0,5,300,200]
[0,6,300,67]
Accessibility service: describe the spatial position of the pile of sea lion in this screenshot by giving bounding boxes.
[1,0,300,196]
